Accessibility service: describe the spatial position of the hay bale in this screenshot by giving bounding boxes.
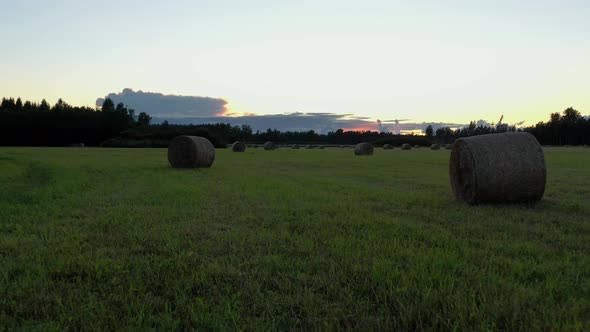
[168,135,215,168]
[401,143,412,150]
[430,144,440,150]
[383,144,394,150]
[354,142,374,155]
[231,141,246,152]
[449,132,546,204]
[263,141,275,150]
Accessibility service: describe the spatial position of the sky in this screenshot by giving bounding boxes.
[1,0,589,132]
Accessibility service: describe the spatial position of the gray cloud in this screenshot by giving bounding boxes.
[96,88,228,117]
[153,113,373,133]
[97,89,467,134]
[153,113,466,134]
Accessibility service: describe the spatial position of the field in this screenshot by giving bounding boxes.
[1,146,589,330]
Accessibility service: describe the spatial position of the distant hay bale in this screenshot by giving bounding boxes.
[383,144,394,150]
[354,142,374,155]
[449,132,546,204]
[292,144,300,149]
[401,143,412,150]
[263,141,276,150]
[231,141,246,152]
[430,144,440,150]
[70,143,84,147]
[168,135,215,168]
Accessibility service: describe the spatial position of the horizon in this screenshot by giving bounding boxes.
[1,1,588,132]
[1,88,585,135]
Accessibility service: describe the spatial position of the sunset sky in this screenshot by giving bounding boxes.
[1,0,588,131]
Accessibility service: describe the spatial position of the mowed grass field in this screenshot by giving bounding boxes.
[1,146,589,330]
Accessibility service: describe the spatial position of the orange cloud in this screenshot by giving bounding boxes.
[342,125,377,132]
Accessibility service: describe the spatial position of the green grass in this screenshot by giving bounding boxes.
[1,146,589,330]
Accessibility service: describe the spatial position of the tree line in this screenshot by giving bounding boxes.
[424,107,589,146]
[0,97,151,146]
[1,96,587,147]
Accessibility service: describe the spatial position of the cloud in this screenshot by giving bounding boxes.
[96,88,227,117]
[97,89,467,134]
[152,113,466,134]
[153,113,375,133]
[476,119,490,127]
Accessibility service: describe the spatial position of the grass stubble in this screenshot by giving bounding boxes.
[0,147,589,330]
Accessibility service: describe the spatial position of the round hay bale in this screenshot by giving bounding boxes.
[354,142,374,155]
[401,143,412,150]
[449,132,546,204]
[430,144,440,150]
[383,144,394,150]
[231,141,246,152]
[168,135,215,168]
[263,141,275,150]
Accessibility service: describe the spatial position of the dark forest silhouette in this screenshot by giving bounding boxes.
[1,97,588,147]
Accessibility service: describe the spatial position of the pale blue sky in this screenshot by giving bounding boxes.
[1,0,588,127]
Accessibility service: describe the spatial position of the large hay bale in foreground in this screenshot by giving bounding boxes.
[354,142,374,155]
[449,132,546,204]
[401,143,412,150]
[168,135,215,168]
[430,144,440,150]
[231,141,246,152]
[383,144,393,150]
[264,141,275,150]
